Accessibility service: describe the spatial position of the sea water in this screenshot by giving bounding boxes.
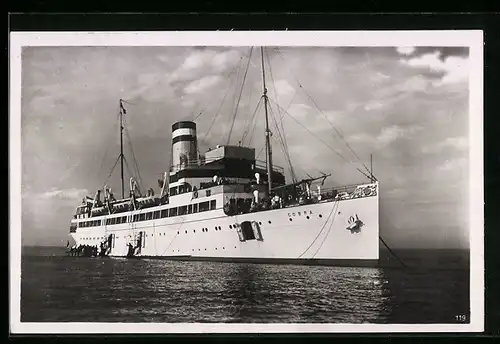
[19,246,469,323]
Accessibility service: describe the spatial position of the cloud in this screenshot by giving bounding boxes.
[170,48,244,83]
[378,125,423,145]
[38,188,89,201]
[181,50,217,71]
[423,136,468,154]
[20,46,471,248]
[184,75,222,94]
[437,157,468,172]
[273,79,295,96]
[212,49,242,72]
[396,46,416,56]
[401,51,469,85]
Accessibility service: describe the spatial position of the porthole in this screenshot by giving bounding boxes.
[193,230,196,233]
[306,216,310,219]
[223,247,225,249]
[198,249,200,251]
[185,230,187,233]
[319,214,323,218]
[268,221,271,224]
[177,231,179,234]
[234,246,237,248]
[214,226,217,230]
[289,218,292,221]
[192,249,194,251]
[259,222,262,225]
[229,225,232,229]
[218,226,222,230]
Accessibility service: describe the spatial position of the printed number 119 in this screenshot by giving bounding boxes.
[455,314,467,322]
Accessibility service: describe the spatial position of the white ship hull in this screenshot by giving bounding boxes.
[70,191,379,266]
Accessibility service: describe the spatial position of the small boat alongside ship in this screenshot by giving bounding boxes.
[67,47,380,266]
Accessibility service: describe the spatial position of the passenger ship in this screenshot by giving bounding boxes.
[68,47,380,266]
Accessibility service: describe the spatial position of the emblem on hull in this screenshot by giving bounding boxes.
[346,214,364,234]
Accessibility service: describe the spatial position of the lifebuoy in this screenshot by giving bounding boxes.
[193,188,198,199]
[349,216,355,223]
[364,187,373,197]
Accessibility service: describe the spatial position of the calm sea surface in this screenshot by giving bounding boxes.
[20,247,469,323]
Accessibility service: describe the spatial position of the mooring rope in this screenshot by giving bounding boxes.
[379,236,407,267]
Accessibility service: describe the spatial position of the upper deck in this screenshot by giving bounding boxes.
[70,180,378,233]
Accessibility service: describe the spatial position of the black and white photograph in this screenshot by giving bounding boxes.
[9,31,484,333]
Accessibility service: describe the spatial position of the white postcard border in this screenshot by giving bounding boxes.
[9,30,484,334]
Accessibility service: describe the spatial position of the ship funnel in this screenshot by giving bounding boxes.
[171,121,198,173]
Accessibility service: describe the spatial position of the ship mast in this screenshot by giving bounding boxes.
[119,99,125,199]
[260,46,273,195]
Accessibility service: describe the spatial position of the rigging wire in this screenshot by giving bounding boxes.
[311,202,341,258]
[267,96,373,180]
[274,48,374,179]
[198,63,242,148]
[191,62,244,123]
[379,236,407,268]
[95,107,121,189]
[123,156,142,196]
[122,115,144,190]
[241,96,263,145]
[266,50,297,183]
[255,145,266,160]
[101,155,121,189]
[297,200,339,258]
[226,46,253,145]
[268,103,296,182]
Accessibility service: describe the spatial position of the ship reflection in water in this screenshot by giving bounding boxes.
[21,247,469,323]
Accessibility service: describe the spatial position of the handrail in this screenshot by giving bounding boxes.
[255,160,284,174]
[167,156,285,174]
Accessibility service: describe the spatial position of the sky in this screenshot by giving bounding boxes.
[20,45,470,248]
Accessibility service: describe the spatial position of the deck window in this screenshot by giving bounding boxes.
[161,209,168,218]
[153,210,160,219]
[179,205,187,216]
[122,216,127,223]
[146,212,153,221]
[169,207,178,217]
[188,204,193,214]
[199,201,209,212]
[193,203,198,213]
[139,213,146,221]
[210,200,216,210]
